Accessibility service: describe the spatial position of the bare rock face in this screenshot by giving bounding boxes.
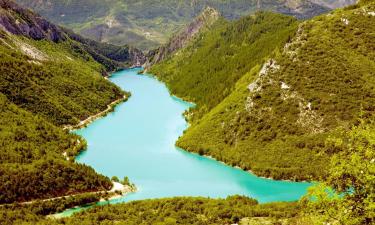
[309,0,357,9]
[0,0,65,42]
[129,46,147,67]
[145,6,220,68]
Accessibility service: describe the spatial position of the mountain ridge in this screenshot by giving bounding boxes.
[0,0,146,71]
[150,0,375,180]
[14,0,357,50]
[145,6,220,69]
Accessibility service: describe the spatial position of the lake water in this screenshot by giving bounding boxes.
[58,68,311,216]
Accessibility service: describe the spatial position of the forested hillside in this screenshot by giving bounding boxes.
[0,0,131,203]
[0,0,373,224]
[151,12,298,121]
[145,6,220,68]
[151,1,375,181]
[14,0,355,50]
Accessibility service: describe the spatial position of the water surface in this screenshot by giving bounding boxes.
[60,68,311,216]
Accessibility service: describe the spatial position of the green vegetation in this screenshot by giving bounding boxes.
[0,1,373,224]
[177,65,331,181]
[0,39,125,126]
[0,86,112,203]
[2,130,373,225]
[303,119,375,224]
[0,6,130,202]
[122,176,130,186]
[1,191,103,217]
[0,196,301,225]
[151,12,298,121]
[64,29,146,71]
[62,196,299,225]
[151,1,375,181]
[111,176,120,183]
[0,157,111,203]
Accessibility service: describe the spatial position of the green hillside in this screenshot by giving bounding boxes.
[0,40,116,203]
[0,0,131,203]
[151,12,298,121]
[151,2,375,181]
[0,0,373,224]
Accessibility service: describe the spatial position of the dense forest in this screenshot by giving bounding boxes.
[0,196,302,225]
[0,0,134,204]
[1,112,372,224]
[151,11,298,121]
[152,0,375,181]
[0,41,125,126]
[0,37,118,203]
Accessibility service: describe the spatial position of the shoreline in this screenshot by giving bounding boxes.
[175,145,310,183]
[138,70,196,107]
[97,182,137,203]
[63,95,128,131]
[145,68,307,182]
[1,181,136,207]
[46,182,136,219]
[200,153,311,183]
[47,182,137,219]
[53,68,307,217]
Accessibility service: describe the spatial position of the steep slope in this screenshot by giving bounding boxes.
[64,29,146,70]
[151,12,298,121]
[0,0,130,203]
[14,0,356,50]
[167,1,375,180]
[145,6,220,68]
[0,0,145,71]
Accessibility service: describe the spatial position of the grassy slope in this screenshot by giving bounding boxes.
[151,12,298,121]
[174,2,375,181]
[0,29,128,203]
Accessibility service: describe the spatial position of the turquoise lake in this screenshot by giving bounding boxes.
[59,68,311,216]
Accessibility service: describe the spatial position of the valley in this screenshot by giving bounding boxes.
[150,0,375,181]
[0,0,374,224]
[52,68,311,218]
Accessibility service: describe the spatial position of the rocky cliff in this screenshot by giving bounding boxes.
[145,7,220,69]
[310,0,357,8]
[0,0,65,41]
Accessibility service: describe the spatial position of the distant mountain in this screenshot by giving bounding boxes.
[145,6,220,68]
[310,0,357,8]
[150,0,375,181]
[14,0,357,50]
[0,0,145,70]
